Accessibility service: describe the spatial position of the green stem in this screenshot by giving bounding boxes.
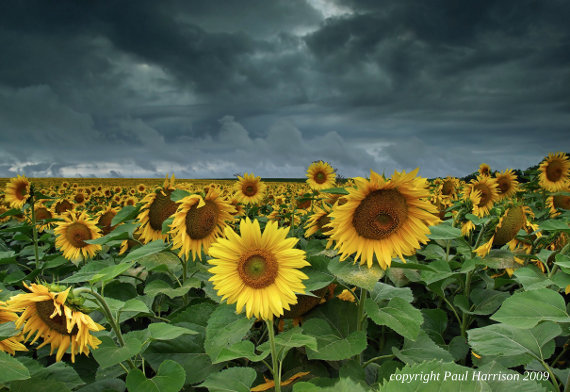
[540,359,560,392]
[354,288,368,363]
[445,240,451,262]
[443,297,462,328]
[29,190,41,270]
[362,354,395,368]
[551,339,570,367]
[266,319,281,392]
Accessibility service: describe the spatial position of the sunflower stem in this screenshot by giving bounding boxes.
[266,318,281,392]
[362,354,395,368]
[354,288,368,363]
[540,359,560,392]
[29,188,41,270]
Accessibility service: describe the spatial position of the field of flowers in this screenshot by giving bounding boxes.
[0,155,569,392]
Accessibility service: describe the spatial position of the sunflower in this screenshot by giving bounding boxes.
[438,177,460,200]
[478,163,491,177]
[96,205,119,235]
[72,190,89,206]
[4,175,30,209]
[169,188,235,261]
[306,161,336,191]
[546,190,570,217]
[8,283,103,362]
[0,204,10,223]
[494,169,519,200]
[304,206,333,238]
[234,173,267,205]
[53,198,74,215]
[463,176,500,218]
[539,152,570,192]
[226,193,245,218]
[34,202,56,232]
[208,218,309,320]
[54,212,102,263]
[123,196,138,207]
[136,176,180,243]
[136,183,146,194]
[0,297,27,355]
[326,169,440,270]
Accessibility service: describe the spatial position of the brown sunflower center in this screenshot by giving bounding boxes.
[243,184,257,197]
[441,181,455,196]
[352,189,408,240]
[65,222,92,248]
[148,190,179,231]
[98,211,116,234]
[15,182,28,200]
[473,184,491,207]
[546,160,563,182]
[35,207,52,221]
[237,250,278,288]
[315,171,327,184]
[55,200,73,214]
[553,195,570,210]
[75,193,85,203]
[185,200,219,239]
[497,178,511,194]
[35,300,78,336]
[316,214,332,233]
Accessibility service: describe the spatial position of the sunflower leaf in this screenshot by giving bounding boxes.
[198,367,256,392]
[0,321,18,340]
[126,360,185,392]
[110,205,139,226]
[92,336,144,369]
[539,219,570,233]
[149,323,199,340]
[170,189,191,203]
[319,187,349,195]
[364,297,423,340]
[392,331,454,364]
[0,351,30,384]
[427,223,462,240]
[122,239,170,263]
[327,257,384,291]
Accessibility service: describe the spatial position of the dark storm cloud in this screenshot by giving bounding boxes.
[0,0,568,179]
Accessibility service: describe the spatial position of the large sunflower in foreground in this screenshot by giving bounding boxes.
[234,173,267,205]
[463,176,500,218]
[494,169,519,200]
[4,175,30,209]
[8,283,104,362]
[169,188,235,261]
[0,297,27,355]
[54,212,102,263]
[208,219,309,320]
[306,161,336,191]
[538,152,570,192]
[326,169,440,269]
[136,175,180,243]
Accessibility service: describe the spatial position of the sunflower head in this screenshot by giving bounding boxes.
[54,199,74,215]
[4,175,31,209]
[439,177,460,199]
[136,185,180,244]
[208,218,309,320]
[478,163,491,177]
[54,212,102,263]
[234,173,267,205]
[306,161,337,191]
[494,169,519,199]
[539,152,570,192]
[304,206,333,238]
[464,176,500,218]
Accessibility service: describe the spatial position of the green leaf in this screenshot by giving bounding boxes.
[149,323,198,340]
[0,351,30,383]
[126,360,185,392]
[0,250,16,265]
[110,205,139,226]
[421,309,447,346]
[369,281,414,303]
[92,336,143,369]
[478,249,521,270]
[122,240,169,263]
[392,331,454,364]
[213,340,268,363]
[138,251,182,275]
[144,278,201,299]
[85,223,137,245]
[204,304,255,363]
[468,321,561,363]
[170,189,191,202]
[59,260,115,283]
[258,327,318,361]
[328,257,384,291]
[417,244,446,260]
[427,223,462,240]
[539,219,570,233]
[554,254,570,274]
[513,266,553,290]
[303,255,335,292]
[11,361,85,391]
[0,321,18,340]
[477,361,548,392]
[469,288,510,316]
[365,297,423,340]
[491,288,570,328]
[75,379,126,392]
[120,298,150,314]
[319,187,349,195]
[198,367,256,392]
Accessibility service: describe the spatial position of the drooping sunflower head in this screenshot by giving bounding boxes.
[306,161,337,191]
[327,169,440,269]
[538,152,570,192]
[208,218,310,320]
[494,169,519,200]
[234,173,267,205]
[478,163,491,177]
[8,283,104,362]
[54,212,102,263]
[464,176,500,218]
[169,188,235,261]
[136,185,180,244]
[4,175,31,209]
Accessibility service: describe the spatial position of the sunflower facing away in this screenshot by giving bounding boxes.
[234,173,267,205]
[327,169,440,270]
[306,161,337,191]
[4,175,31,209]
[208,218,310,320]
[538,152,570,192]
[463,176,500,218]
[169,188,235,261]
[136,175,180,243]
[54,212,102,263]
[8,283,104,362]
[0,296,27,355]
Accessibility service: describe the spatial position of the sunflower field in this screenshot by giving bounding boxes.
[0,155,569,392]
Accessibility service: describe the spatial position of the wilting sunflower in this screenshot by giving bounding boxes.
[478,163,491,177]
[208,218,309,320]
[0,297,27,355]
[54,212,102,263]
[539,152,570,192]
[306,161,336,191]
[137,175,180,243]
[463,176,500,218]
[327,169,440,270]
[4,175,30,209]
[546,189,570,217]
[234,173,267,205]
[8,283,103,362]
[169,188,235,261]
[494,169,519,200]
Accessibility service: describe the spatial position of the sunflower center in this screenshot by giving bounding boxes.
[316,215,332,233]
[185,200,219,239]
[15,182,28,200]
[497,178,510,194]
[473,184,491,207]
[352,189,408,240]
[55,200,73,214]
[65,222,92,248]
[546,160,563,182]
[553,195,570,210]
[441,181,454,196]
[35,300,78,336]
[35,207,52,221]
[243,184,257,197]
[315,171,327,184]
[148,190,179,231]
[238,250,278,288]
[75,194,85,203]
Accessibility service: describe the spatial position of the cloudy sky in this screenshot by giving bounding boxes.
[0,0,569,179]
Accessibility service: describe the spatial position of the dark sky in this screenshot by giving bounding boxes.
[1,0,569,179]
